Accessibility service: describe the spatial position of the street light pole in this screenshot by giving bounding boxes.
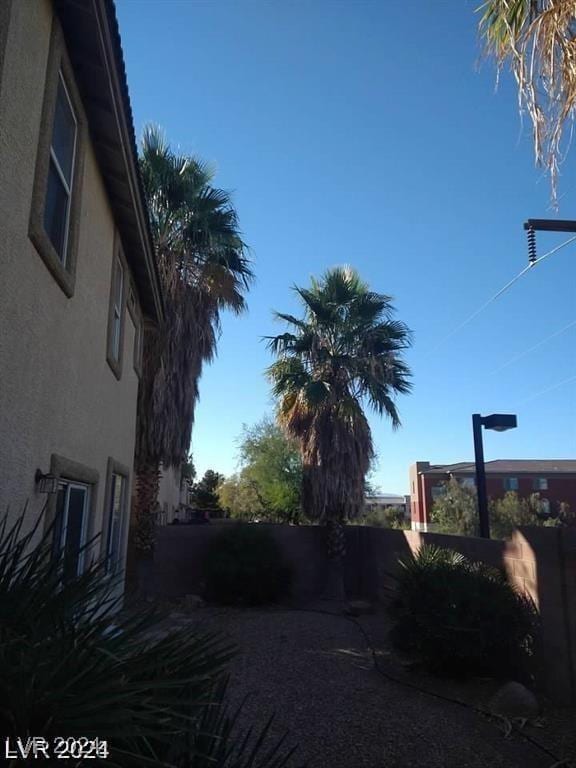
[471,413,517,539]
[472,414,490,538]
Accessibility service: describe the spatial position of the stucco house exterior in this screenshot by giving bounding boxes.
[0,0,163,586]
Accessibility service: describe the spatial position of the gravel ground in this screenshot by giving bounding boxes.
[153,604,575,768]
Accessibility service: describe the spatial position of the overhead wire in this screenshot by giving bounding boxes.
[424,264,533,357]
[490,319,576,375]
[424,234,576,358]
[518,374,576,406]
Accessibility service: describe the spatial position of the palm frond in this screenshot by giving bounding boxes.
[478,0,576,204]
[267,267,412,523]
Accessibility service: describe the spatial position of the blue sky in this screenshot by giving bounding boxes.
[116,0,575,494]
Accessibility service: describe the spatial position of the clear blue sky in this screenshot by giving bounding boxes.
[116,0,575,495]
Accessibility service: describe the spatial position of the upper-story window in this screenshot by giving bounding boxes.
[44,73,77,266]
[503,477,519,491]
[29,21,86,297]
[106,245,126,380]
[533,477,548,491]
[111,258,124,360]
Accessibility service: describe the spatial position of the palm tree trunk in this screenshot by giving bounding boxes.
[134,462,160,554]
[322,519,347,602]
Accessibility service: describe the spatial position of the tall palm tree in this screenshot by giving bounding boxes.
[134,126,253,552]
[266,267,412,599]
[478,0,576,204]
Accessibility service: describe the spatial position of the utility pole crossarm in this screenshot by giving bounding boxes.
[523,219,576,233]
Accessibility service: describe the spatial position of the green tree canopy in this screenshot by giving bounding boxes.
[190,469,225,518]
[239,417,303,523]
[430,478,479,537]
[216,417,303,523]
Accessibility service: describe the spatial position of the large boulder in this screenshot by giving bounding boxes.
[489,681,540,719]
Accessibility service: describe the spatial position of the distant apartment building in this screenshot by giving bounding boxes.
[410,460,576,531]
[364,493,410,514]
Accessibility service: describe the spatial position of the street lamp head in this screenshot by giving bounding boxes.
[481,413,517,432]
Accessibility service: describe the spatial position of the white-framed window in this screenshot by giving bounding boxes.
[134,317,143,372]
[106,472,126,575]
[503,477,519,491]
[52,480,89,581]
[111,257,124,362]
[44,72,77,267]
[534,477,548,491]
[460,477,476,489]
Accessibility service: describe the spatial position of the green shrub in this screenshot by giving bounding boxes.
[0,510,301,767]
[203,525,292,605]
[359,505,408,529]
[389,545,538,679]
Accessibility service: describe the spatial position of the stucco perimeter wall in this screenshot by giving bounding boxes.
[142,524,576,704]
[0,0,139,565]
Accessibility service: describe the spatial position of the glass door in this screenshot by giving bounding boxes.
[53,481,90,580]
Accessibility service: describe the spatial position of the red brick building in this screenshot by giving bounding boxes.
[410,460,576,531]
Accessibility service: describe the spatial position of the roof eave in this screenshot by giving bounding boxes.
[55,0,164,323]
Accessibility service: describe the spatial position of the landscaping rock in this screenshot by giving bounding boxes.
[184,594,205,610]
[345,600,374,616]
[489,681,540,719]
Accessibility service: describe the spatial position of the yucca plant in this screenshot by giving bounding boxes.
[389,545,538,679]
[0,509,301,768]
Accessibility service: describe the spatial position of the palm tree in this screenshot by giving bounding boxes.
[478,0,576,204]
[266,267,412,599]
[134,126,253,552]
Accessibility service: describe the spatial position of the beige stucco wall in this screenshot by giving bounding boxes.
[0,0,142,578]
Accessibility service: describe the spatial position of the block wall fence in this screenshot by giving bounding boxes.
[131,523,576,705]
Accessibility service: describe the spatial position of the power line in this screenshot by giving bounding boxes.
[424,264,532,357]
[424,234,576,358]
[490,319,576,375]
[518,374,576,406]
[530,233,576,267]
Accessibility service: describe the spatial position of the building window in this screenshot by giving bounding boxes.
[44,73,77,265]
[52,481,90,582]
[431,485,445,500]
[29,21,86,297]
[134,317,143,375]
[533,477,548,491]
[106,473,126,575]
[111,258,124,360]
[103,458,129,575]
[460,477,476,489]
[106,246,126,379]
[503,477,519,491]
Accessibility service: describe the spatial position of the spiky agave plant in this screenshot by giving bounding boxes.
[0,509,301,768]
[389,545,538,678]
